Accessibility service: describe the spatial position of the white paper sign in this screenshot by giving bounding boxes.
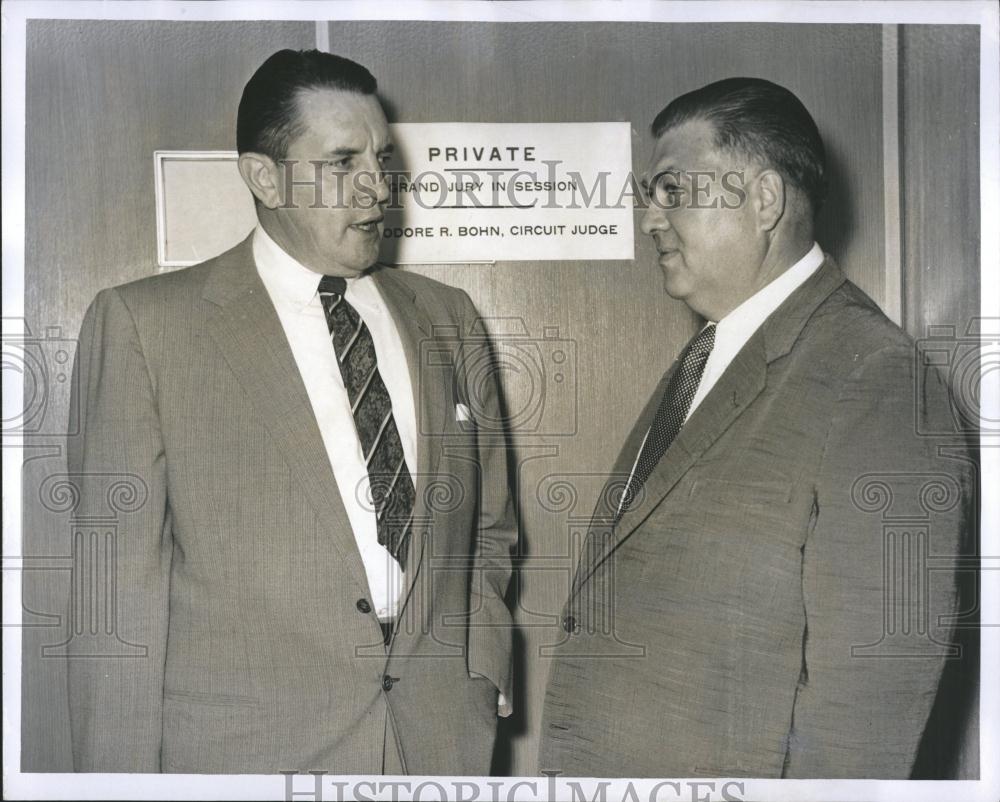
[154,122,634,268]
[154,151,256,268]
[382,122,634,262]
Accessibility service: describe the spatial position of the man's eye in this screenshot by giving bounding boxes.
[329,158,352,170]
[654,182,684,207]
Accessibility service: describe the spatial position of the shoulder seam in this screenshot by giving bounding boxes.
[105,286,161,404]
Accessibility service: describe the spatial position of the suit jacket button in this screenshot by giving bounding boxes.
[382,675,394,692]
[562,615,578,634]
[356,598,372,613]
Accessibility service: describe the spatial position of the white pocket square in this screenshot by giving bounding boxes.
[455,403,472,423]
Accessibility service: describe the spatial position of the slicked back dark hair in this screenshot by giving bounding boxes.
[651,77,827,215]
[237,49,378,161]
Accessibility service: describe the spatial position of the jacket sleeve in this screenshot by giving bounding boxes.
[454,290,517,715]
[783,344,972,778]
[66,287,172,772]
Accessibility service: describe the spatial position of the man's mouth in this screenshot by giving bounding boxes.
[653,239,679,257]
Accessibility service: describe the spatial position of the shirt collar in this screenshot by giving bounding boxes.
[252,224,368,312]
[714,242,824,337]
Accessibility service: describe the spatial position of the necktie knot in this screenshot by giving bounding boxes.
[688,323,716,359]
[318,275,348,297]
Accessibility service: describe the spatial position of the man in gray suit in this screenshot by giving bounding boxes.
[67,49,515,774]
[539,78,972,778]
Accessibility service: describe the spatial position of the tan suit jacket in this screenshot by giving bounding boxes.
[539,259,972,778]
[66,237,516,774]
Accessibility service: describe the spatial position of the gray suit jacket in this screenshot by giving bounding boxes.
[66,237,516,774]
[539,259,972,778]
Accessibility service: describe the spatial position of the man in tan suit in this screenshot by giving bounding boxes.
[67,49,515,774]
[539,77,972,778]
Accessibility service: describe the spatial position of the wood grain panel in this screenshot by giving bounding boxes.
[899,24,981,780]
[900,26,980,338]
[324,20,886,774]
[22,20,315,771]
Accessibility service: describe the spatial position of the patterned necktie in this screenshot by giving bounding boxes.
[318,275,415,569]
[616,323,716,522]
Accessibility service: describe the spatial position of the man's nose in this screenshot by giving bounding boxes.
[373,171,390,205]
[640,203,668,236]
[357,164,390,207]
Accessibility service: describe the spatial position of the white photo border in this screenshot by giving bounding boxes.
[3,2,997,801]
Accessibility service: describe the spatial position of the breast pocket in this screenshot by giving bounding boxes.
[688,477,794,506]
[163,688,261,707]
[686,476,803,551]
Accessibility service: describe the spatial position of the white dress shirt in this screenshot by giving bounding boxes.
[253,225,417,620]
[619,243,824,515]
[686,242,825,417]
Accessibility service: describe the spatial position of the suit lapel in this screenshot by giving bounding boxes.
[574,258,847,589]
[572,337,768,591]
[201,236,370,596]
[371,267,450,610]
[570,370,672,596]
[613,333,768,540]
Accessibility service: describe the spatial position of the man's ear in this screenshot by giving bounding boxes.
[755,170,786,232]
[238,152,282,209]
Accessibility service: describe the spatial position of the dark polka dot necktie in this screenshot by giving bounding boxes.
[616,323,716,523]
[318,275,415,569]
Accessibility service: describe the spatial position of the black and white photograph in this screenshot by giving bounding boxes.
[2,2,997,800]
